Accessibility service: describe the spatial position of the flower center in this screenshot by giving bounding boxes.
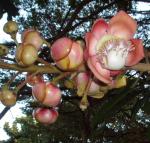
[96,35,132,70]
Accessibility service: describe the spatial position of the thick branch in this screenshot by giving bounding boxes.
[0,62,148,120]
[128,63,150,72]
[0,61,61,74]
[0,60,150,74]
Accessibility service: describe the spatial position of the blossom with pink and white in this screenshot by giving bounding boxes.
[85,11,144,84]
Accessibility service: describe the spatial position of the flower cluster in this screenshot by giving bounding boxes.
[0,10,144,125]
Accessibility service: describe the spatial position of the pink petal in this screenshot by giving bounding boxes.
[49,109,59,123]
[75,72,90,96]
[109,10,137,39]
[51,37,72,61]
[125,39,144,66]
[85,32,90,49]
[68,41,83,69]
[44,83,61,107]
[88,81,100,94]
[56,56,70,70]
[83,48,89,61]
[34,108,58,124]
[85,32,98,56]
[22,29,43,50]
[32,82,46,102]
[91,19,109,40]
[87,56,112,84]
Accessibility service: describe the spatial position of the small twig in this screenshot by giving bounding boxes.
[37,57,61,73]
[6,71,20,87]
[15,71,40,93]
[0,107,10,120]
[11,34,19,48]
[37,57,51,65]
[51,72,71,85]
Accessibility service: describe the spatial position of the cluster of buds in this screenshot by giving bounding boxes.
[49,11,144,110]
[16,28,45,66]
[3,21,45,67]
[2,21,60,125]
[1,10,145,125]
[26,74,61,125]
[32,81,61,124]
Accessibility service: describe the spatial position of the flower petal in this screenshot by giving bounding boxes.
[51,37,72,61]
[91,19,109,40]
[83,48,89,61]
[44,83,61,107]
[85,32,90,49]
[32,82,46,102]
[125,39,144,66]
[87,56,112,84]
[85,32,98,56]
[56,56,70,70]
[68,41,83,69]
[88,81,100,95]
[109,10,137,39]
[76,72,89,96]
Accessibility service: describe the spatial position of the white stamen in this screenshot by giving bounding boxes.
[98,39,130,70]
[106,50,126,70]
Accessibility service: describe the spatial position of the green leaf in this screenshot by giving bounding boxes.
[142,98,150,115]
[145,127,150,140]
[92,86,134,128]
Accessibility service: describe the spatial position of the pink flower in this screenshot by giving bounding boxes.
[75,72,105,98]
[33,108,58,124]
[85,10,144,84]
[22,29,43,50]
[32,82,61,107]
[51,37,83,70]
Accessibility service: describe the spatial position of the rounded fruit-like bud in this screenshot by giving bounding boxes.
[0,89,16,107]
[75,72,105,99]
[33,108,58,124]
[22,29,43,50]
[15,44,38,66]
[32,82,61,107]
[0,44,9,56]
[51,37,83,70]
[3,21,18,34]
[75,72,100,95]
[26,73,44,86]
